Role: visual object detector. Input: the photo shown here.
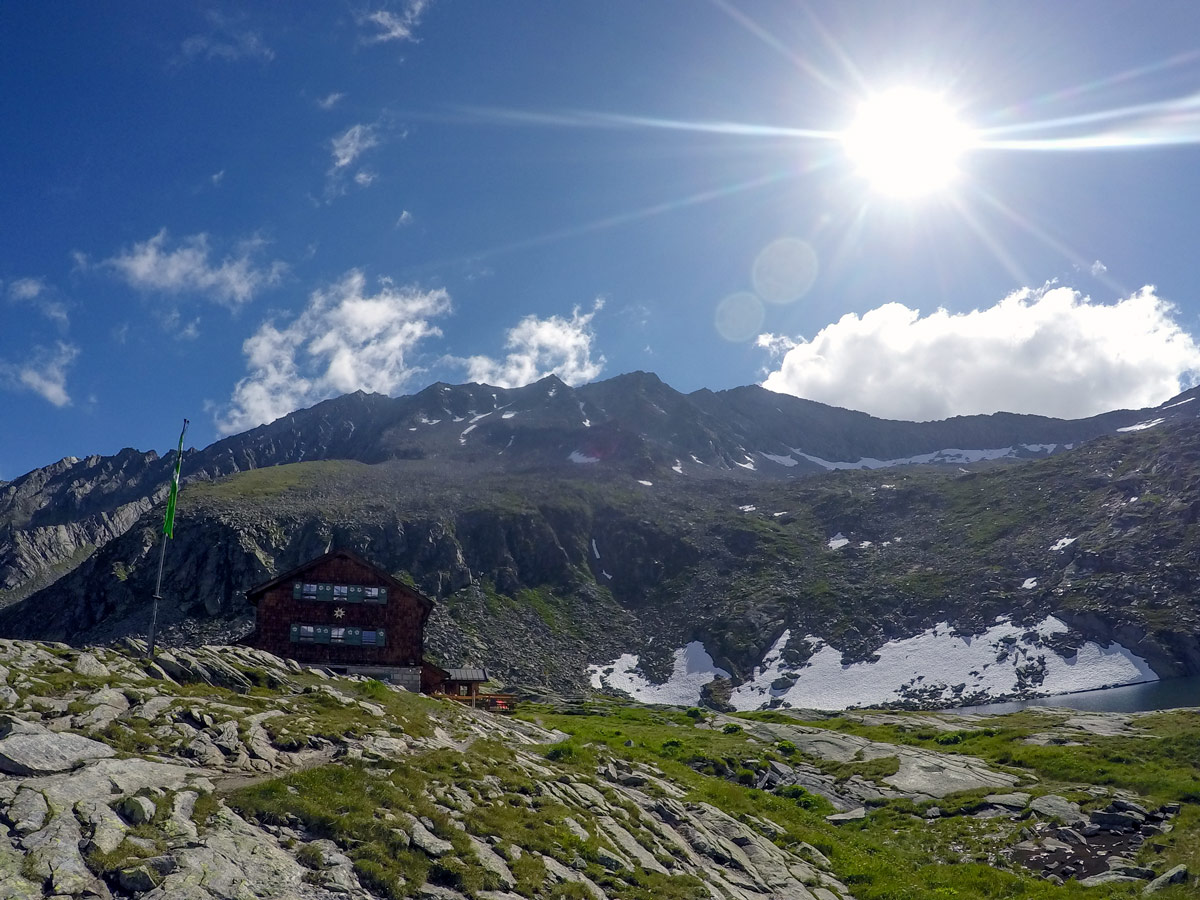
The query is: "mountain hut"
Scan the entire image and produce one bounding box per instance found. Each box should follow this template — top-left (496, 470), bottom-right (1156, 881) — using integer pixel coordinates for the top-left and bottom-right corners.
top-left (246, 549), bottom-right (443, 692)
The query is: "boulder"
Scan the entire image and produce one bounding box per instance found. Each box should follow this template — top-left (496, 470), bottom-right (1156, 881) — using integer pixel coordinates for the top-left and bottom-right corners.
top-left (1079, 872), bottom-right (1143, 887)
top-left (825, 808), bottom-right (867, 825)
top-left (1143, 865), bottom-right (1188, 894)
top-left (1030, 794), bottom-right (1083, 823)
top-left (984, 792), bottom-right (1030, 810)
top-left (0, 716), bottom-right (115, 775)
top-left (8, 788), bottom-right (48, 835)
top-left (1091, 809), bottom-right (1145, 830)
top-left (407, 817), bottom-right (454, 857)
top-left (74, 652), bottom-right (111, 678)
top-left (120, 795), bottom-right (157, 825)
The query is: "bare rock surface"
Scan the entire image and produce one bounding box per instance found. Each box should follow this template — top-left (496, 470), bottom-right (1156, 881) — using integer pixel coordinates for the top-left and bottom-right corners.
top-left (730, 715), bottom-right (1022, 800)
top-left (0, 716), bottom-right (116, 776)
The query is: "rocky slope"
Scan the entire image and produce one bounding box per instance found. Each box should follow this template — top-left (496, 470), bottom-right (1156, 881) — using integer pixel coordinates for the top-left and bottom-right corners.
top-left (6, 414), bottom-right (1200, 707)
top-left (5, 372), bottom-right (1198, 612)
top-left (0, 639), bottom-right (1194, 899)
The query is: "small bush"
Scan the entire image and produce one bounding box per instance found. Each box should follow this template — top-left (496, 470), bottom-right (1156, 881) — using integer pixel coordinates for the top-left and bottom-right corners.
top-left (775, 740), bottom-right (797, 756)
top-left (660, 738), bottom-right (684, 756)
top-left (721, 723), bottom-right (743, 735)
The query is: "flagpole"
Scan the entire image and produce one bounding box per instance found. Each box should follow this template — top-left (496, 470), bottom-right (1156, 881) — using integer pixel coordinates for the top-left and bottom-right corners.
top-left (148, 418), bottom-right (188, 658)
top-left (147, 529), bottom-right (168, 658)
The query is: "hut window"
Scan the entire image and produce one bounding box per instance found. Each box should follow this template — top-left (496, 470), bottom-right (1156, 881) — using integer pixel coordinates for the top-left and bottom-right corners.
top-left (331, 627), bottom-right (346, 643)
top-left (298, 625), bottom-right (315, 642)
top-left (362, 629), bottom-right (378, 645)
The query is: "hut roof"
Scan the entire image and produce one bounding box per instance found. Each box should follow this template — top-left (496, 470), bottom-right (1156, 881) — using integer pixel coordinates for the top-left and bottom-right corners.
top-left (244, 548), bottom-right (432, 612)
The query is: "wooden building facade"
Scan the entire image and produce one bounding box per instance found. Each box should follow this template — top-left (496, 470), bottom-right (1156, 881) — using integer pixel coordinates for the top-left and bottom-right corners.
top-left (246, 549), bottom-right (435, 692)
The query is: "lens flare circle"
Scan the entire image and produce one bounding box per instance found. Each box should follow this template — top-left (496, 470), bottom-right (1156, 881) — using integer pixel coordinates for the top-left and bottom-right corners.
top-left (715, 291), bottom-right (765, 343)
top-left (753, 238), bottom-right (818, 304)
top-left (842, 88), bottom-right (972, 198)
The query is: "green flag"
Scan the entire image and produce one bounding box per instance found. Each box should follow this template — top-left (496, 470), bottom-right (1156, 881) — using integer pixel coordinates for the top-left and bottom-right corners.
top-left (162, 419), bottom-right (189, 539)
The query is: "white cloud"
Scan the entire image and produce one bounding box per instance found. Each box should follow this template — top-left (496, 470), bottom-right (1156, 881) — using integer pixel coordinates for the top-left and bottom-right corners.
top-left (330, 124), bottom-right (379, 169)
top-left (104, 229), bottom-right (286, 307)
top-left (317, 91), bottom-right (345, 110)
top-left (361, 2), bottom-right (429, 43)
top-left (217, 270), bottom-right (451, 434)
top-left (396, 210), bottom-right (414, 227)
top-left (325, 124), bottom-right (382, 199)
top-left (460, 300), bottom-right (605, 388)
top-left (8, 277), bottom-right (68, 326)
top-left (211, 169), bottom-right (225, 186)
top-left (760, 285), bottom-right (1200, 421)
top-left (8, 277), bottom-right (44, 300)
top-left (1090, 259), bottom-right (1108, 276)
top-left (3, 342), bottom-right (79, 407)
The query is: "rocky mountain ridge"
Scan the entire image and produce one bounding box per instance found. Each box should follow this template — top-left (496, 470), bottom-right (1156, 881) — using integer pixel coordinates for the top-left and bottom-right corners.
top-left (4, 415), bottom-right (1200, 709)
top-left (5, 374), bottom-right (1200, 707)
top-left (5, 372), bottom-right (1197, 611)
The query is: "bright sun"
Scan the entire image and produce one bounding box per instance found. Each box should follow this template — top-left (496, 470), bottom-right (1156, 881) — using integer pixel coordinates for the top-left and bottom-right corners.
top-left (842, 88), bottom-right (972, 198)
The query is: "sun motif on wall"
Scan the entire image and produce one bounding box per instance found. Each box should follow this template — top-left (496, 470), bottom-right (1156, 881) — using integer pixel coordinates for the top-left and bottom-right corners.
top-left (334, 607), bottom-right (345, 619)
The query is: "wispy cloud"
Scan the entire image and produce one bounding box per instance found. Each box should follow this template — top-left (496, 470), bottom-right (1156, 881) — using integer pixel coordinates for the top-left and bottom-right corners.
top-left (326, 123), bottom-right (382, 199)
top-left (317, 92), bottom-right (345, 110)
top-left (396, 210), bottom-right (414, 227)
top-left (330, 123), bottom-right (380, 169)
top-left (360, 2), bottom-right (429, 43)
top-left (458, 300), bottom-right (606, 388)
top-left (102, 229), bottom-right (286, 308)
top-left (217, 270), bottom-right (451, 434)
top-left (180, 12), bottom-right (274, 63)
top-left (759, 285), bottom-right (1200, 420)
top-left (7, 277), bottom-right (69, 326)
top-left (211, 169), bottom-right (226, 186)
top-left (2, 342), bottom-right (79, 407)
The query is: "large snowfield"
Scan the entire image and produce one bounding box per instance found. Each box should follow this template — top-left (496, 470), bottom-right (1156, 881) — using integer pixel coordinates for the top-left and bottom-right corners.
top-left (588, 616), bottom-right (1157, 711)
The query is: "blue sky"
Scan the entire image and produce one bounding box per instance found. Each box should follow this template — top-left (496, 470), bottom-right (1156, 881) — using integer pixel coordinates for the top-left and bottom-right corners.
top-left (6, 1), bottom-right (1200, 479)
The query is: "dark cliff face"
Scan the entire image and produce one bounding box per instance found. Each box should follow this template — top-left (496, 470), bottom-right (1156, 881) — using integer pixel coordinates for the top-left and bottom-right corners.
top-left (4, 372), bottom-right (1200, 694)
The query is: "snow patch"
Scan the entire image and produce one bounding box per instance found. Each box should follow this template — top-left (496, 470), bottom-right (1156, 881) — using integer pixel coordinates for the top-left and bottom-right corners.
top-left (1022, 578), bottom-right (1038, 590)
top-left (739, 505), bottom-right (757, 513)
top-left (459, 424), bottom-right (477, 444)
top-left (589, 642), bottom-right (731, 706)
top-left (569, 451), bottom-right (600, 464)
top-left (728, 617), bottom-right (1157, 711)
top-left (418, 415), bottom-right (441, 426)
top-left (761, 453), bottom-right (798, 468)
top-left (637, 480), bottom-right (653, 486)
top-left (470, 411), bottom-right (492, 424)
top-left (793, 443), bottom-right (1059, 470)
top-left (578, 401), bottom-right (591, 427)
top-left (592, 539), bottom-right (600, 560)
top-left (827, 533), bottom-right (849, 550)
top-left (1117, 418), bottom-right (1165, 432)
top-left (1049, 537), bottom-right (1076, 552)
top-left (690, 454), bottom-right (706, 465)
top-left (1161, 396), bottom-right (1195, 410)
top-left (672, 460), bottom-right (684, 474)
top-left (501, 411), bottom-right (517, 419)
top-left (735, 455), bottom-right (757, 471)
